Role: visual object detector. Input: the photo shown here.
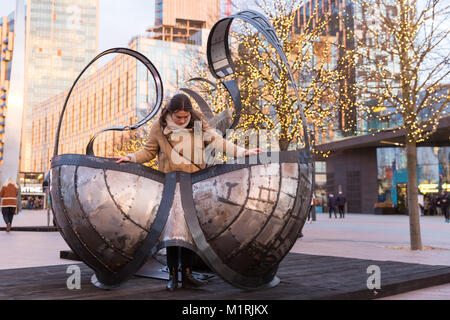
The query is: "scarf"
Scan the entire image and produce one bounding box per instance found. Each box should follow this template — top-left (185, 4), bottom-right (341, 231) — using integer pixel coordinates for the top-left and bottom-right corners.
top-left (162, 112), bottom-right (192, 135)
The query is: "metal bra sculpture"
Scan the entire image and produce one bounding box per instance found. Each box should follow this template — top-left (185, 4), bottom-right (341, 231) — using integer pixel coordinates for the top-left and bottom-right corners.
top-left (49, 10), bottom-right (313, 290)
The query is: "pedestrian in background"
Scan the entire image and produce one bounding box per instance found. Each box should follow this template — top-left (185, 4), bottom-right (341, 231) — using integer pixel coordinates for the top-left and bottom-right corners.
top-left (433, 195), bottom-right (441, 216)
top-left (437, 190), bottom-right (450, 223)
top-left (328, 193), bottom-right (337, 219)
top-left (418, 192), bottom-right (424, 216)
top-left (1, 178), bottom-right (19, 233)
top-left (336, 191), bottom-right (347, 218)
top-left (307, 194), bottom-right (315, 223)
top-left (423, 196), bottom-right (431, 216)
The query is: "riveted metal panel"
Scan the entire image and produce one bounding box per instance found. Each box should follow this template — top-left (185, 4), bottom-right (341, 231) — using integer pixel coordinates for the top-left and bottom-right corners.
top-left (192, 168), bottom-right (250, 240)
top-left (77, 167), bottom-right (148, 258)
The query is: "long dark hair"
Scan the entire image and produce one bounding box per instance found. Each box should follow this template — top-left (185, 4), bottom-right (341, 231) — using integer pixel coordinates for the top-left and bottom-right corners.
top-left (159, 93), bottom-right (202, 129)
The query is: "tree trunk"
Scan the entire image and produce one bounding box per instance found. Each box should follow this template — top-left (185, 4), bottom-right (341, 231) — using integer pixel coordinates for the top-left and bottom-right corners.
top-left (405, 138), bottom-right (423, 250)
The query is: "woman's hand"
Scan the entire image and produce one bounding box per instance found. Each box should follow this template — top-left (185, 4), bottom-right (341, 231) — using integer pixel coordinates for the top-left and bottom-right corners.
top-left (113, 155), bottom-right (131, 164)
top-left (244, 148), bottom-right (262, 156)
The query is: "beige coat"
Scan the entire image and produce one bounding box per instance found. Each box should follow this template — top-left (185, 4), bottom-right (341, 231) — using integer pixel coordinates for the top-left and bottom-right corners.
top-left (128, 116), bottom-right (246, 173)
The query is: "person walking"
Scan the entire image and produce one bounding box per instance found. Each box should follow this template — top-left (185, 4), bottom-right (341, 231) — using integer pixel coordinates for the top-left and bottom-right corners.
top-left (307, 194), bottom-right (315, 223)
top-left (418, 192), bottom-right (424, 216)
top-left (336, 191), bottom-right (347, 218)
top-left (328, 193), bottom-right (337, 219)
top-left (433, 195), bottom-right (441, 216)
top-left (1, 178), bottom-right (19, 233)
top-left (114, 93), bottom-right (261, 291)
top-left (437, 190), bottom-right (450, 223)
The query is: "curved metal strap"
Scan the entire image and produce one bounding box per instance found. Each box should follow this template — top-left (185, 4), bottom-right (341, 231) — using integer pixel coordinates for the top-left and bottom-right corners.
top-left (184, 77), bottom-right (235, 135)
top-left (179, 88), bottom-right (215, 120)
top-left (206, 10), bottom-right (310, 150)
top-left (95, 171), bottom-right (176, 286)
top-left (221, 80), bottom-right (242, 131)
top-left (182, 80), bottom-right (242, 132)
top-left (186, 77), bottom-right (218, 89)
top-left (179, 172), bottom-right (279, 290)
top-left (53, 47), bottom-right (164, 157)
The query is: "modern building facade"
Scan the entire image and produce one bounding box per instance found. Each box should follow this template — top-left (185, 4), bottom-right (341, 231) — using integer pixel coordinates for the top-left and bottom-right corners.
top-left (149, 0), bottom-right (220, 46)
top-left (20, 0), bottom-right (98, 173)
top-left (291, 0), bottom-right (450, 214)
top-left (30, 36), bottom-right (202, 174)
top-left (293, 0), bottom-right (403, 142)
top-left (0, 0), bottom-right (98, 206)
top-left (0, 11), bottom-right (16, 166)
top-left (0, 0), bottom-right (27, 192)
top-left (293, 0), bottom-right (358, 139)
top-left (315, 115), bottom-right (450, 214)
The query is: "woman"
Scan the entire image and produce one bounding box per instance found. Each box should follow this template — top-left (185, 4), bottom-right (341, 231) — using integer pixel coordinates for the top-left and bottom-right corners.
top-left (1, 178), bottom-right (19, 233)
top-left (115, 93), bottom-right (260, 291)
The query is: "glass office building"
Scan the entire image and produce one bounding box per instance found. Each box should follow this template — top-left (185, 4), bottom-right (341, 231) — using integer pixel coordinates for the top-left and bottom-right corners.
top-left (21, 0), bottom-right (98, 173)
top-left (0, 11), bottom-right (16, 164)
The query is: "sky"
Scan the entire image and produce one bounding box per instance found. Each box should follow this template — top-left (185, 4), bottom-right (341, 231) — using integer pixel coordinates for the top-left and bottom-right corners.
top-left (0, 0), bottom-right (155, 53)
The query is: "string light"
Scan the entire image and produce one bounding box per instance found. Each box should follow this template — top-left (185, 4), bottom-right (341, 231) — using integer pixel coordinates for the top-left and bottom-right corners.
top-left (116, 0), bottom-right (449, 161)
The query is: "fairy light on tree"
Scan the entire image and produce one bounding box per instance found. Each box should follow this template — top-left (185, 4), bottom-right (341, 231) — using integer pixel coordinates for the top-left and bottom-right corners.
top-left (350, 0), bottom-right (450, 250)
top-left (184, 0), bottom-right (353, 157)
top-left (231, 0), bottom-right (354, 153)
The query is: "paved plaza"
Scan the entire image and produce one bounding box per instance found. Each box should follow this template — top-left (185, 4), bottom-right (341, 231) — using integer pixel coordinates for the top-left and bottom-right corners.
top-left (1, 209), bottom-right (449, 299)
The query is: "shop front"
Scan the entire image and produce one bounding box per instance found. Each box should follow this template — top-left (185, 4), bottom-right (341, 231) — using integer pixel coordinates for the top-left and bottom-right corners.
top-left (376, 146), bottom-right (450, 214)
top-left (19, 172), bottom-right (46, 209)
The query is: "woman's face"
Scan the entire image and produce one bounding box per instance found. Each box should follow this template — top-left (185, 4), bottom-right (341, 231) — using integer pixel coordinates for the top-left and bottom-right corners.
top-left (171, 110), bottom-right (190, 126)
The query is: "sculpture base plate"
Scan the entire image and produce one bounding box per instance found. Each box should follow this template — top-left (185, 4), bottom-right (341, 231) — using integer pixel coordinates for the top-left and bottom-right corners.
top-left (135, 257), bottom-right (215, 281)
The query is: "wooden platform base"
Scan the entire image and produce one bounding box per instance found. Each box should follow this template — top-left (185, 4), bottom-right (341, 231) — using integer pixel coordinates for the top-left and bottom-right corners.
top-left (1, 253), bottom-right (449, 300)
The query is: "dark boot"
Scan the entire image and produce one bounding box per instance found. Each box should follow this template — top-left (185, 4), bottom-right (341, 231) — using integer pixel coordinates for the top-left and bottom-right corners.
top-left (166, 266), bottom-right (178, 291)
top-left (181, 267), bottom-right (208, 289)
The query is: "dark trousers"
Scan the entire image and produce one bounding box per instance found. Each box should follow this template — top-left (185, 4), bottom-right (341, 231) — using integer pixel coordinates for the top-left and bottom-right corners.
top-left (329, 206), bottom-right (337, 218)
top-left (443, 206), bottom-right (450, 220)
top-left (166, 246), bottom-right (195, 269)
top-left (2, 207), bottom-right (15, 225)
top-left (338, 205), bottom-right (345, 218)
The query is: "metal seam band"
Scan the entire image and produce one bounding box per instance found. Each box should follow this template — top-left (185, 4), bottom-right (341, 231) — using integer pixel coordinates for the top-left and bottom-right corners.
top-left (180, 171), bottom-right (278, 289)
top-left (94, 172), bottom-right (176, 285)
